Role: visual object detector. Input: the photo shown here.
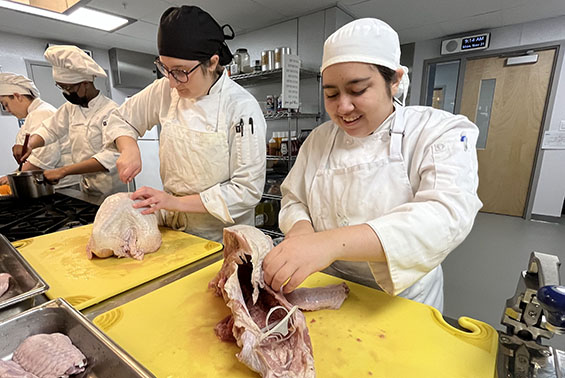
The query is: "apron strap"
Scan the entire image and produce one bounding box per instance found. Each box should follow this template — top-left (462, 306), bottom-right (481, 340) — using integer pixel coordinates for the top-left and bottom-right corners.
top-left (319, 125), bottom-right (340, 170)
top-left (389, 105), bottom-right (406, 162)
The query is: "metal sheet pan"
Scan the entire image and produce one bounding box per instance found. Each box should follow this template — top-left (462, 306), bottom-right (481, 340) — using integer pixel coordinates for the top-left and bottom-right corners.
top-left (0, 298), bottom-right (154, 378)
top-left (0, 234), bottom-right (48, 320)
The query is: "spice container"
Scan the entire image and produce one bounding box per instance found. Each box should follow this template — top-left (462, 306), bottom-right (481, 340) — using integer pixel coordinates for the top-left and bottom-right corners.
top-left (274, 47), bottom-right (291, 69)
top-left (236, 48), bottom-right (252, 73)
top-left (254, 59), bottom-right (261, 72)
top-left (266, 95), bottom-right (276, 114)
top-left (261, 50), bottom-right (275, 71)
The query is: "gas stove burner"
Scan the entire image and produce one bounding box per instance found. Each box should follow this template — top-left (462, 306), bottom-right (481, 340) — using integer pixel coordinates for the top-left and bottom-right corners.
top-left (0, 193), bottom-right (98, 241)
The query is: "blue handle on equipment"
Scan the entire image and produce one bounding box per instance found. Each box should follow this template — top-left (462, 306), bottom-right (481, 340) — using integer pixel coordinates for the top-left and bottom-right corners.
top-left (538, 285), bottom-right (565, 329)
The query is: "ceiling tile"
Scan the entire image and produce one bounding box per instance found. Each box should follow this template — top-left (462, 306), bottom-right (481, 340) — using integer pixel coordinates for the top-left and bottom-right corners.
top-left (501, 0), bottom-right (565, 26)
top-left (88, 0), bottom-right (172, 24)
top-left (348, 0), bottom-right (503, 31)
top-left (115, 20), bottom-right (157, 42)
top-left (438, 11), bottom-right (503, 37)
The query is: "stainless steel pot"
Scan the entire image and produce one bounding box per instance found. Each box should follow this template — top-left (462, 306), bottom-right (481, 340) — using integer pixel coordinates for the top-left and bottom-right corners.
top-left (7, 170), bottom-right (54, 198)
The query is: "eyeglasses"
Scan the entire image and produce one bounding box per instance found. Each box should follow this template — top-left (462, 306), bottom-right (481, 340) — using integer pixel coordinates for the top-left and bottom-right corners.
top-left (55, 82), bottom-right (81, 93)
top-left (154, 59), bottom-right (201, 83)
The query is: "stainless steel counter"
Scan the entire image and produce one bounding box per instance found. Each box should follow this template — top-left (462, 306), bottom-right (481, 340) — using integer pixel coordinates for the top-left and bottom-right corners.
top-left (56, 187), bottom-right (105, 206)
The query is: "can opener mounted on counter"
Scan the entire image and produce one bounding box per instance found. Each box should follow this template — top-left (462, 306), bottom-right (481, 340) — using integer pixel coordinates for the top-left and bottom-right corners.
top-left (498, 251), bottom-right (565, 378)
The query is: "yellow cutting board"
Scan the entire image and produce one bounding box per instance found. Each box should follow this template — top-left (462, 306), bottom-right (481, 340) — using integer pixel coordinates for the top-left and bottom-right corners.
top-left (93, 261), bottom-right (498, 378)
top-left (13, 224), bottom-right (222, 310)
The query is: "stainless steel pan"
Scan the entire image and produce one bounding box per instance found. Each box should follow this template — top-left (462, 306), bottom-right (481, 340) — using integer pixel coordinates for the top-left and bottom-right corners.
top-left (7, 170), bottom-right (54, 198)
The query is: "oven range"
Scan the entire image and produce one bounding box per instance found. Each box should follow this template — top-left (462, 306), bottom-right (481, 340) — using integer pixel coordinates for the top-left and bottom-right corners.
top-left (0, 193), bottom-right (99, 241)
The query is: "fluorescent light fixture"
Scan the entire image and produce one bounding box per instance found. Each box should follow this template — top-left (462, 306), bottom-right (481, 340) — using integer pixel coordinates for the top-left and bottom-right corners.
top-left (0, 0), bottom-right (131, 31)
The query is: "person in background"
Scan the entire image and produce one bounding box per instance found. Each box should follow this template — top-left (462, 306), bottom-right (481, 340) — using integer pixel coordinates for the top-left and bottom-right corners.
top-left (13, 45), bottom-right (125, 197)
top-left (105, 6), bottom-right (266, 242)
top-left (0, 72), bottom-right (77, 188)
top-left (263, 18), bottom-right (482, 312)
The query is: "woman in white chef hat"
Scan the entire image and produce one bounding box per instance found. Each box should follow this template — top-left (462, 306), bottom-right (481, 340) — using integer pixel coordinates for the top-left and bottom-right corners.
top-left (105, 6), bottom-right (266, 242)
top-left (0, 72), bottom-right (77, 188)
top-left (263, 18), bottom-right (482, 311)
top-left (13, 45), bottom-right (125, 196)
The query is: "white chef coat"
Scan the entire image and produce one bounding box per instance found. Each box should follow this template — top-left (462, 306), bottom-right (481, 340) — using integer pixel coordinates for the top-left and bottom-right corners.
top-left (279, 105), bottom-right (482, 311)
top-left (15, 98), bottom-right (78, 189)
top-left (105, 70), bottom-right (266, 242)
top-left (35, 93), bottom-right (125, 196)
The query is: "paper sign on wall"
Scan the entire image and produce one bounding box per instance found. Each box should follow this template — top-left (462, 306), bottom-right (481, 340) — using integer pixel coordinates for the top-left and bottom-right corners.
top-left (541, 131), bottom-right (565, 149)
top-left (282, 54), bottom-right (300, 109)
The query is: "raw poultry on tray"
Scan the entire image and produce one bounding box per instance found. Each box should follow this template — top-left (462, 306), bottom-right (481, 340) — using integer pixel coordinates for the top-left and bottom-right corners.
top-left (209, 225), bottom-right (350, 378)
top-left (86, 192), bottom-right (162, 260)
top-left (0, 272), bottom-right (12, 297)
top-left (0, 333), bottom-right (87, 378)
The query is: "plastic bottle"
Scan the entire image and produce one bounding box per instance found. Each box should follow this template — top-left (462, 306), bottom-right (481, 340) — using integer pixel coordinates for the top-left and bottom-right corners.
top-left (255, 203), bottom-right (266, 227)
top-left (280, 134), bottom-right (289, 157)
top-left (268, 134), bottom-right (278, 156)
top-left (274, 132), bottom-right (283, 155)
top-left (290, 131), bottom-right (299, 156)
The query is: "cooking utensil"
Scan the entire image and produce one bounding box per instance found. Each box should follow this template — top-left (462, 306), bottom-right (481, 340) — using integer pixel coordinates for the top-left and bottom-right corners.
top-left (7, 170), bottom-right (54, 199)
top-left (0, 298), bottom-right (155, 378)
top-left (17, 133), bottom-right (30, 173)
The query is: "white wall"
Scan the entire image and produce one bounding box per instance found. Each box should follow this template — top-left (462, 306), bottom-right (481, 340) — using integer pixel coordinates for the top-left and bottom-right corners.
top-left (0, 32), bottom-right (137, 176)
top-left (410, 16), bottom-right (565, 217)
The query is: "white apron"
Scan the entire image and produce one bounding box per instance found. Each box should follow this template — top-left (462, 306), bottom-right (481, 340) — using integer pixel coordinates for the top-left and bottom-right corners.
top-left (308, 106), bottom-right (444, 311)
top-left (157, 76), bottom-right (230, 242)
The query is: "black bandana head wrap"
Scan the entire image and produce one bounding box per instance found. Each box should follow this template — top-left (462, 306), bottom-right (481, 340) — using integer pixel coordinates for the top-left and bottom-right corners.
top-left (158, 6), bottom-right (235, 65)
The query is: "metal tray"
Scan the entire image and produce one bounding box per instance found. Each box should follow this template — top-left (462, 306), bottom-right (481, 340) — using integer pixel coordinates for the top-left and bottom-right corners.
top-left (0, 298), bottom-right (155, 378)
top-left (0, 234), bottom-right (48, 320)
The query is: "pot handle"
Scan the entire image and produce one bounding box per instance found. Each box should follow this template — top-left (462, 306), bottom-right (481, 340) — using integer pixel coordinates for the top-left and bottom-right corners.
top-left (35, 174), bottom-right (47, 185)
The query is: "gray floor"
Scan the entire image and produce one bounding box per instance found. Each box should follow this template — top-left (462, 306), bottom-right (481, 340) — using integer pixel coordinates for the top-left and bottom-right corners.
top-left (442, 212), bottom-right (565, 350)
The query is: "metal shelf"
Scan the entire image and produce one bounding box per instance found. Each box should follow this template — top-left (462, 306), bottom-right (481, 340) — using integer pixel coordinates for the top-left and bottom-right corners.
top-left (264, 112), bottom-right (320, 120)
top-left (262, 193), bottom-right (282, 200)
top-left (231, 68), bottom-right (319, 86)
top-left (266, 155), bottom-right (296, 161)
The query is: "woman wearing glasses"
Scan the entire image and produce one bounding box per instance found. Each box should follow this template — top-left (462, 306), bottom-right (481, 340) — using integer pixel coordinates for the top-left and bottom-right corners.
top-left (12, 45), bottom-right (125, 196)
top-left (105, 6), bottom-right (266, 242)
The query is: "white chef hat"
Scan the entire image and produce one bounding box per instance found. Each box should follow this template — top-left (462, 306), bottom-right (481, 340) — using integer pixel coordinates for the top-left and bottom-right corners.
top-left (321, 18), bottom-right (410, 105)
top-left (44, 45), bottom-right (107, 84)
top-left (0, 72), bottom-right (40, 97)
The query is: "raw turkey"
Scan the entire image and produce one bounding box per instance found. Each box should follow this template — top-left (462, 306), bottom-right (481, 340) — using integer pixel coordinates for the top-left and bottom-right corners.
top-left (0, 360), bottom-right (38, 378)
top-left (209, 225), bottom-right (350, 378)
top-left (0, 272), bottom-right (11, 297)
top-left (11, 333), bottom-right (87, 377)
top-left (86, 192), bottom-right (161, 260)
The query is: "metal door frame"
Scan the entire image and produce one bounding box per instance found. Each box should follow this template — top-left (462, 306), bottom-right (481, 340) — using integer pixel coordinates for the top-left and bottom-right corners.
top-left (421, 41), bottom-right (564, 220)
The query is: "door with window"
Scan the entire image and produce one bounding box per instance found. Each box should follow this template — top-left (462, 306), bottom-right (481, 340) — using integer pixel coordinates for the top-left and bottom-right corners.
top-left (459, 49), bottom-right (555, 216)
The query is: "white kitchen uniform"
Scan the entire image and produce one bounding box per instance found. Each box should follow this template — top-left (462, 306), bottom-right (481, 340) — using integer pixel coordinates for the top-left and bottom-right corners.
top-left (16, 98), bottom-right (78, 189)
top-left (279, 105), bottom-right (482, 311)
top-left (35, 93), bottom-right (124, 196)
top-left (105, 70), bottom-right (266, 242)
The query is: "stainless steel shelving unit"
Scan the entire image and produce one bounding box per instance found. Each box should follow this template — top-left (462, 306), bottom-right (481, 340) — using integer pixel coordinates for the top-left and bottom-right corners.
top-left (232, 65), bottom-right (321, 237)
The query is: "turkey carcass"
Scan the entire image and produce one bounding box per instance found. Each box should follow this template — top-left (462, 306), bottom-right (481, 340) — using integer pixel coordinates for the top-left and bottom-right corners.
top-left (86, 193), bottom-right (161, 260)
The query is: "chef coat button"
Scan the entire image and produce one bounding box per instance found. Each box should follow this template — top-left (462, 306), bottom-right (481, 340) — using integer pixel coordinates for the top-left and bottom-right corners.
top-left (436, 143), bottom-right (445, 151)
top-left (345, 139), bottom-right (352, 145)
